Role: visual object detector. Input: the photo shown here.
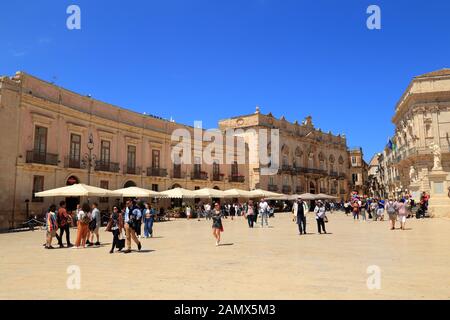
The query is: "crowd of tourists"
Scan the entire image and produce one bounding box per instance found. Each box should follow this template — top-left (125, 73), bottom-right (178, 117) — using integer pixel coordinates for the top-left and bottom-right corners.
top-left (43, 191), bottom-right (430, 251)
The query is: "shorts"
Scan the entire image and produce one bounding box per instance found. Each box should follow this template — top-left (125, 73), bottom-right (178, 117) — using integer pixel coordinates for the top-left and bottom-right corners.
top-left (388, 213), bottom-right (397, 221)
top-left (399, 215), bottom-right (407, 223)
top-left (376, 208), bottom-right (384, 216)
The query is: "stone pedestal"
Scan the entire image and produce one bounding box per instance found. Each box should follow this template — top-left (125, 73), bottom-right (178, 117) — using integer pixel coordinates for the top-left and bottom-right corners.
top-left (427, 169), bottom-right (450, 218)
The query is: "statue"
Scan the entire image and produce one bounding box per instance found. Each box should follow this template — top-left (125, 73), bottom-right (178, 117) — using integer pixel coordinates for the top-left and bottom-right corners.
top-left (409, 166), bottom-right (418, 182)
top-left (429, 143), bottom-right (442, 170)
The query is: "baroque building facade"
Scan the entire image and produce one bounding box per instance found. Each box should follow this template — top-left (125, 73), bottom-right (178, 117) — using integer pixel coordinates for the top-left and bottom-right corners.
top-left (0, 72), bottom-right (249, 229)
top-left (219, 108), bottom-right (350, 199)
top-left (378, 69), bottom-right (450, 217)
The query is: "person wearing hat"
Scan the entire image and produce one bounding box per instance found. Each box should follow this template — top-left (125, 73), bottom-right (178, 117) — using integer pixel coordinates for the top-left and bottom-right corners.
top-left (314, 200), bottom-right (327, 234)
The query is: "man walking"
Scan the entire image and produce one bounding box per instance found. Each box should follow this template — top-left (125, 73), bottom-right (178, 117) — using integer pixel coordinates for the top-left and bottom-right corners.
top-left (259, 198), bottom-right (269, 227)
top-left (57, 201), bottom-right (73, 248)
top-left (296, 198), bottom-right (307, 235)
top-left (88, 202), bottom-right (101, 246)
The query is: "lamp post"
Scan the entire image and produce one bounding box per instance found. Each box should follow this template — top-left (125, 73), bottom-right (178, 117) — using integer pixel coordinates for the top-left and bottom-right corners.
top-left (82, 133), bottom-right (96, 186)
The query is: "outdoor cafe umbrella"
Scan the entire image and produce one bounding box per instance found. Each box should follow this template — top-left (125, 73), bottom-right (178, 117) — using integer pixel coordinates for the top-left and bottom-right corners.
top-left (223, 188), bottom-right (254, 198)
top-left (34, 183), bottom-right (115, 198)
top-left (156, 187), bottom-right (197, 199)
top-left (192, 188), bottom-right (229, 199)
top-left (248, 189), bottom-right (284, 198)
top-left (314, 193), bottom-right (339, 200)
top-left (297, 193), bottom-right (317, 201)
top-left (111, 187), bottom-right (160, 198)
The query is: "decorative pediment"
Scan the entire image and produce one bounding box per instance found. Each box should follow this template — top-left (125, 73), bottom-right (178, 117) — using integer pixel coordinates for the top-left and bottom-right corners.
top-left (31, 112), bottom-right (54, 125)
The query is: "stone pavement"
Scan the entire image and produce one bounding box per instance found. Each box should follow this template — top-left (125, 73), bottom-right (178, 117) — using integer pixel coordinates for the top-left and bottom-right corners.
top-left (0, 213), bottom-right (449, 299)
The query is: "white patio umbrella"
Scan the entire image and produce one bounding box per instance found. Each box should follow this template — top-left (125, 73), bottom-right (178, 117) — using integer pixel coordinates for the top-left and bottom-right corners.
top-left (249, 189), bottom-right (284, 198)
top-left (223, 188), bottom-right (254, 198)
top-left (156, 187), bottom-right (197, 199)
top-left (111, 187), bottom-right (160, 198)
top-left (315, 193), bottom-right (339, 200)
top-left (34, 184), bottom-right (115, 198)
top-left (192, 188), bottom-right (228, 198)
top-left (297, 193), bottom-right (317, 201)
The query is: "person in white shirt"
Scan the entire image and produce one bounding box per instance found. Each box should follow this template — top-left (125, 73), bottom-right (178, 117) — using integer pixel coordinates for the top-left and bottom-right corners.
top-left (186, 205), bottom-right (192, 220)
top-left (204, 203), bottom-right (212, 220)
top-left (314, 201), bottom-right (327, 234)
top-left (88, 202), bottom-right (101, 246)
top-left (259, 199), bottom-right (269, 227)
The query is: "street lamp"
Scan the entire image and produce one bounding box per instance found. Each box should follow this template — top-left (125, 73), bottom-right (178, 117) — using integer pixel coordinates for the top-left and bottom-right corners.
top-left (82, 133), bottom-right (96, 185)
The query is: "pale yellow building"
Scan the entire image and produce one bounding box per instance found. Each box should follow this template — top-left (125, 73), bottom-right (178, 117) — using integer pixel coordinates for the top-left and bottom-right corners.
top-left (0, 72), bottom-right (249, 229)
top-left (380, 69), bottom-right (450, 217)
top-left (219, 109), bottom-right (350, 199)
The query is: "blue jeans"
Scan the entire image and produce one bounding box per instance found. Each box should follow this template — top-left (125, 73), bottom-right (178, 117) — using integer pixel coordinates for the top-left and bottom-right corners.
top-left (143, 218), bottom-right (154, 237)
top-left (260, 211), bottom-right (269, 227)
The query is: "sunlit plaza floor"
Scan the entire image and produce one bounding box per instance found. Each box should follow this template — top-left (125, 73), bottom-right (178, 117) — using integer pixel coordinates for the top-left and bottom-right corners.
top-left (0, 212), bottom-right (449, 300)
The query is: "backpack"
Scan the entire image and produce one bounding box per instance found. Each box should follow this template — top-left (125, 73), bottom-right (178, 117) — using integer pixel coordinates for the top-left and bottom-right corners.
top-left (386, 203), bottom-right (396, 214)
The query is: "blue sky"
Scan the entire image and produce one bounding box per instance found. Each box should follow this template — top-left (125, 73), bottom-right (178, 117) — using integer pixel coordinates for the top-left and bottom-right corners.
top-left (2, 0), bottom-right (450, 161)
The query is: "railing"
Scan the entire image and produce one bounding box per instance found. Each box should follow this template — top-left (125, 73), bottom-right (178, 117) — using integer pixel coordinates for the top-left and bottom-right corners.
top-left (338, 172), bottom-right (346, 179)
top-left (212, 174), bottom-right (225, 181)
top-left (330, 171), bottom-right (339, 177)
top-left (229, 175), bottom-right (245, 183)
top-left (281, 165), bottom-right (293, 172)
top-left (282, 185), bottom-right (292, 194)
top-left (171, 171), bottom-right (185, 179)
top-left (191, 171), bottom-right (208, 180)
top-left (124, 165), bottom-right (142, 175)
top-left (64, 156), bottom-right (82, 169)
top-left (320, 187), bottom-right (328, 193)
top-left (147, 167), bottom-right (167, 177)
top-left (26, 150), bottom-right (58, 166)
top-left (268, 184), bottom-right (278, 192)
top-left (95, 161), bottom-right (120, 173)
top-left (296, 186), bottom-right (305, 193)
top-left (330, 189), bottom-right (337, 194)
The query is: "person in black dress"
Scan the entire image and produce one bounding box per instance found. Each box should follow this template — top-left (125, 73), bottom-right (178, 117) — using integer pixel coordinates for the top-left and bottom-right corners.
top-left (211, 203), bottom-right (224, 246)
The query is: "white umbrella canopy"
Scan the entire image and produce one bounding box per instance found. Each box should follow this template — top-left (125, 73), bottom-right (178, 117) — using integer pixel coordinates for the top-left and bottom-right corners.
top-left (249, 189), bottom-right (284, 198)
top-left (156, 187), bottom-right (197, 199)
top-left (192, 188), bottom-right (229, 198)
top-left (315, 193), bottom-right (338, 200)
top-left (35, 184), bottom-right (115, 198)
top-left (297, 193), bottom-right (317, 200)
top-left (111, 187), bottom-right (160, 198)
top-left (223, 188), bottom-right (254, 198)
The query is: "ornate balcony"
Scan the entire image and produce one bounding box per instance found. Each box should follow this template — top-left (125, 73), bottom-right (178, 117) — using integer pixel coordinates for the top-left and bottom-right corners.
top-left (124, 165), bottom-right (142, 175)
top-left (191, 171), bottom-right (208, 180)
top-left (330, 171), bottom-right (339, 178)
top-left (26, 150), bottom-right (58, 166)
top-left (320, 187), bottom-right (328, 193)
top-left (229, 175), bottom-right (245, 183)
top-left (212, 173), bottom-right (225, 181)
top-left (95, 161), bottom-right (120, 173)
top-left (147, 167), bottom-right (168, 177)
top-left (64, 156), bottom-right (82, 169)
top-left (268, 184), bottom-right (278, 192)
top-left (296, 186), bottom-right (305, 193)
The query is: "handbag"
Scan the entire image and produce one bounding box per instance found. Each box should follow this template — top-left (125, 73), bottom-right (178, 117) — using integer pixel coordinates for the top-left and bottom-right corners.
top-left (117, 239), bottom-right (125, 250)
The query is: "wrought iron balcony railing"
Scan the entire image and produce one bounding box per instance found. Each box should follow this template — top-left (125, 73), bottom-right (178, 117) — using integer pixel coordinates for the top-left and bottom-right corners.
top-left (147, 167), bottom-right (168, 177)
top-left (26, 150), bottom-right (58, 166)
top-left (95, 161), bottom-right (120, 173)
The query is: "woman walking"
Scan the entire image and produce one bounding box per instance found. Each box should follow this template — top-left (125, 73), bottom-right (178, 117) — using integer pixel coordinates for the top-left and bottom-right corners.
top-left (352, 200), bottom-right (360, 220)
top-left (314, 201), bottom-right (327, 234)
top-left (45, 205), bottom-right (58, 249)
top-left (244, 200), bottom-right (255, 228)
top-left (74, 203), bottom-right (91, 249)
top-left (396, 199), bottom-right (408, 230)
top-left (143, 203), bottom-right (155, 238)
top-left (211, 203), bottom-right (224, 246)
top-left (107, 206), bottom-right (124, 253)
top-left (385, 198), bottom-right (397, 230)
